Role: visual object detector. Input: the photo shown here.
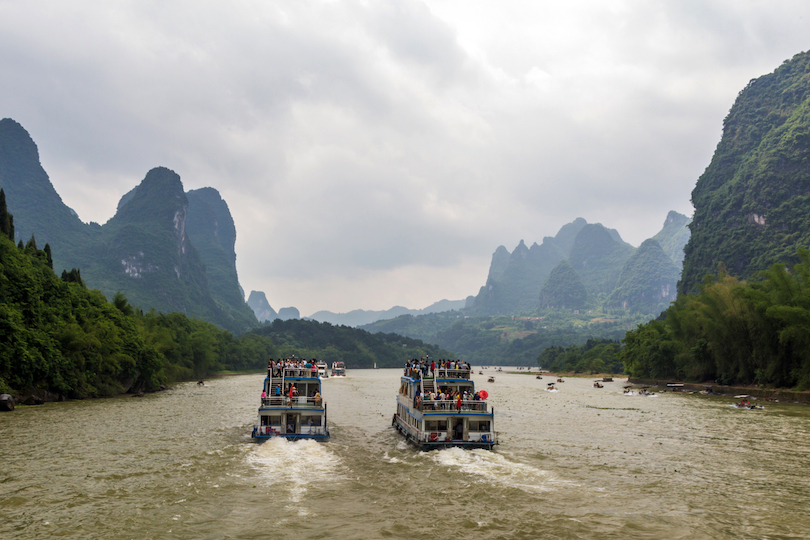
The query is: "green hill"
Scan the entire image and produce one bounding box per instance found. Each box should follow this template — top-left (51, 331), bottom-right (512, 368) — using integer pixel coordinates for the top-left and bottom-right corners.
top-left (0, 119), bottom-right (257, 334)
top-left (568, 224), bottom-right (635, 296)
top-left (0, 118), bottom-right (95, 271)
top-left (539, 260), bottom-right (589, 310)
top-left (605, 239), bottom-right (679, 313)
top-left (652, 211), bottom-right (690, 269)
top-left (250, 318), bottom-right (456, 368)
top-left (680, 51), bottom-right (810, 294)
top-left (0, 190), bottom-right (272, 400)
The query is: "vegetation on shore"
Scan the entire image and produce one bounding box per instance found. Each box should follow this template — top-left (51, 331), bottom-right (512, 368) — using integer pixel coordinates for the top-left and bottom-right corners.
top-left (249, 317), bottom-right (456, 369)
top-left (0, 189), bottom-right (273, 399)
top-left (619, 251), bottom-right (810, 390)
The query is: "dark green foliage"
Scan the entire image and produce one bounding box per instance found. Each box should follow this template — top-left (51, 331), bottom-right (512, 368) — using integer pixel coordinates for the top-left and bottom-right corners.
top-left (0, 202), bottom-right (273, 399)
top-left (0, 188), bottom-right (14, 240)
top-left (60, 268), bottom-right (84, 286)
top-left (539, 260), bottom-right (589, 310)
top-left (537, 339), bottom-right (623, 374)
top-left (43, 243), bottom-right (53, 269)
top-left (605, 239), bottom-right (679, 313)
top-left (620, 248), bottom-right (810, 389)
top-left (0, 120), bottom-right (257, 334)
top-left (681, 51), bottom-right (810, 294)
top-left (250, 318), bottom-right (454, 368)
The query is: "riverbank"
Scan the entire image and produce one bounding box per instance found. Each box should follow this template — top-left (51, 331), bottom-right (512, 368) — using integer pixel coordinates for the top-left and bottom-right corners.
top-left (627, 378), bottom-right (810, 404)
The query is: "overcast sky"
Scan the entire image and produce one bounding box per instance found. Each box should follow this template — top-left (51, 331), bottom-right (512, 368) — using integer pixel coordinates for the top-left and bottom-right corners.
top-left (2, 1), bottom-right (809, 316)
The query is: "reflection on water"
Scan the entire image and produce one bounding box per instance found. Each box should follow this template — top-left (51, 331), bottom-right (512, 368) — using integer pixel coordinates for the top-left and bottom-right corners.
top-left (1, 369), bottom-right (809, 539)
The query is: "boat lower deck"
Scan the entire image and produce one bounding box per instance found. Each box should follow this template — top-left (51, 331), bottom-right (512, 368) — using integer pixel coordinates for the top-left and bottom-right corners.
top-left (392, 414), bottom-right (496, 450)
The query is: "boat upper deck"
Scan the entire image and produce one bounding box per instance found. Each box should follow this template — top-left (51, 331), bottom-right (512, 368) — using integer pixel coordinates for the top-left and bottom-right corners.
top-left (404, 367), bottom-right (472, 380)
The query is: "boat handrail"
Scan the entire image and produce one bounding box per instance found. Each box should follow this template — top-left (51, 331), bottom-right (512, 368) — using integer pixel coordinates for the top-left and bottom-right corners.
top-left (403, 367), bottom-right (472, 380)
top-left (281, 367), bottom-right (320, 378)
top-left (261, 396), bottom-right (324, 408)
top-left (417, 399), bottom-right (487, 411)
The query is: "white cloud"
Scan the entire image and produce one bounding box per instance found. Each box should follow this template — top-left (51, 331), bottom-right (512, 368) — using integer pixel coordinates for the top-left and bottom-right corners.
top-left (2, 0), bottom-right (809, 315)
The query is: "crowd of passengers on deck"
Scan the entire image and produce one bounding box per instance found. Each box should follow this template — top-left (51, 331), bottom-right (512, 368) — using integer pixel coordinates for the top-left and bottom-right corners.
top-left (420, 388), bottom-right (485, 410)
top-left (266, 358), bottom-right (322, 378)
top-left (261, 358), bottom-right (323, 406)
top-left (404, 358), bottom-right (471, 379)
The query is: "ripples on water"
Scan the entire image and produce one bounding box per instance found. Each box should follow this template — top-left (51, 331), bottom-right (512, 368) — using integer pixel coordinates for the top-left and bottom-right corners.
top-left (1, 370), bottom-right (809, 539)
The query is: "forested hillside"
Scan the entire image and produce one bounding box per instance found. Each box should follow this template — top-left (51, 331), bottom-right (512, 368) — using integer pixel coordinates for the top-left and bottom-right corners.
top-left (621, 251), bottom-right (810, 389)
top-left (0, 119), bottom-right (257, 334)
top-left (680, 51), bottom-right (810, 294)
top-left (249, 318), bottom-right (456, 368)
top-left (0, 189), bottom-right (272, 400)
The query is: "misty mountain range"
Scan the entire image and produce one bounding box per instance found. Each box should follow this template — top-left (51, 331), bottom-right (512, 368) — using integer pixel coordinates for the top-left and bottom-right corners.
top-left (1, 115), bottom-right (689, 333)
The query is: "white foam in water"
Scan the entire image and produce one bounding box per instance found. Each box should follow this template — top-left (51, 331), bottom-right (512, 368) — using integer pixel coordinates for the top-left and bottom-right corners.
top-left (430, 448), bottom-right (561, 493)
top-left (247, 438), bottom-right (344, 507)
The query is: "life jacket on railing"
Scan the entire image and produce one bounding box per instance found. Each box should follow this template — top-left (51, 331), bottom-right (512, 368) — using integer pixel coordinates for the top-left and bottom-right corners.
top-left (429, 432), bottom-right (439, 442)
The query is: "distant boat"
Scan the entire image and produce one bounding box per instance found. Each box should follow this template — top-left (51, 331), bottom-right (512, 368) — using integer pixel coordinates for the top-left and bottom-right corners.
top-left (373, 362), bottom-right (378, 369)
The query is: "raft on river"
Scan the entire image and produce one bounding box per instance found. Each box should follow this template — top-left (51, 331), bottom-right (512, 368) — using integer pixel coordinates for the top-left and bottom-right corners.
top-left (393, 366), bottom-right (497, 451)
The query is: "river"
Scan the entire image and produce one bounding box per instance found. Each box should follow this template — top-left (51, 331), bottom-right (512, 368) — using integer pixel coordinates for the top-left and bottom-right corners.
top-left (1, 369), bottom-right (809, 539)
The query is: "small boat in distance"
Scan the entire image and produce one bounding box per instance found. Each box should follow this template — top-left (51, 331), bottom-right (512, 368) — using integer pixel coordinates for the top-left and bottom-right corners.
top-left (487, 376), bottom-right (495, 383)
top-left (317, 361), bottom-right (329, 378)
top-left (393, 359), bottom-right (497, 450)
top-left (536, 375), bottom-right (543, 379)
top-left (546, 383), bottom-right (557, 392)
top-left (331, 361), bottom-right (346, 377)
top-left (732, 395), bottom-right (764, 409)
top-left (593, 381), bottom-right (603, 388)
top-left (252, 359), bottom-right (329, 441)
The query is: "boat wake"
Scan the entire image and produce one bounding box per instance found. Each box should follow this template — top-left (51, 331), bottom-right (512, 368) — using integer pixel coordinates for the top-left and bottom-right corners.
top-left (429, 447), bottom-right (562, 493)
top-left (247, 438), bottom-right (344, 511)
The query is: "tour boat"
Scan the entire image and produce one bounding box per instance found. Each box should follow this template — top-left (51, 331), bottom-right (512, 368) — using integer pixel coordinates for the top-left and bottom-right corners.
top-left (392, 365), bottom-right (497, 450)
top-left (317, 361), bottom-right (329, 378)
top-left (251, 364), bottom-right (329, 441)
top-left (331, 361), bottom-right (346, 377)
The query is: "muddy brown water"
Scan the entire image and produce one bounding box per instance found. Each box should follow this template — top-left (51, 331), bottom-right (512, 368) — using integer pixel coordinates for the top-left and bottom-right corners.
top-left (1, 369), bottom-right (809, 539)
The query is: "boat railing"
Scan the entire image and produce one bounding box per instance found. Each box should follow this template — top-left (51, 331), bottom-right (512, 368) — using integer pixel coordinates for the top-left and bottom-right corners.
top-left (261, 396), bottom-right (324, 408)
top-left (418, 399), bottom-right (487, 412)
top-left (436, 368), bottom-right (471, 380)
top-left (404, 368), bottom-right (472, 380)
top-left (256, 425), bottom-right (327, 436)
top-left (280, 367), bottom-right (320, 378)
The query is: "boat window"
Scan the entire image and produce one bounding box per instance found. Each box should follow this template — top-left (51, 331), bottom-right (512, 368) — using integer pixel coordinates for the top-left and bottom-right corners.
top-left (437, 420), bottom-right (447, 431)
top-left (304, 416), bottom-right (322, 426)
